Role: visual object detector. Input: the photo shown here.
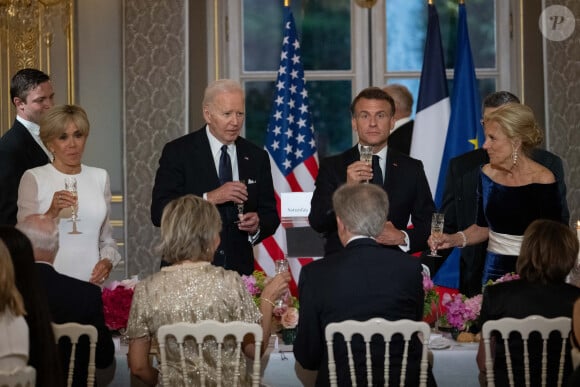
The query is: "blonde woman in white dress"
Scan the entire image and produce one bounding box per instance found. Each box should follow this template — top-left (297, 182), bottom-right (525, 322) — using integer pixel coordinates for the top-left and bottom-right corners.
top-left (17, 105), bottom-right (120, 284)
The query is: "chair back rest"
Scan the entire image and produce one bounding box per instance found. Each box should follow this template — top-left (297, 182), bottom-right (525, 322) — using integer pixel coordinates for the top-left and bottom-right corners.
top-left (157, 320), bottom-right (263, 387)
top-left (52, 322), bottom-right (98, 387)
top-left (0, 366), bottom-right (36, 387)
top-left (481, 315), bottom-right (571, 387)
top-left (324, 318), bottom-right (430, 387)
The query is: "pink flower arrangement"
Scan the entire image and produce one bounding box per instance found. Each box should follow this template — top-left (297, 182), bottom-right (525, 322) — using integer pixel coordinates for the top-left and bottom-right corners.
top-left (101, 277), bottom-right (139, 331)
top-left (441, 293), bottom-right (483, 330)
top-left (486, 272), bottom-right (520, 287)
top-left (242, 270), bottom-right (299, 331)
top-left (422, 271), bottom-right (439, 319)
top-left (437, 272), bottom-right (520, 331)
top-left (281, 307), bottom-right (299, 329)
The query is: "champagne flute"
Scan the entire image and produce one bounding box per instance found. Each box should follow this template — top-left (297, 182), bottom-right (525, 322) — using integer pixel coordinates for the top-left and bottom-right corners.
top-left (274, 258), bottom-right (289, 309)
top-left (359, 145), bottom-right (373, 183)
top-left (234, 179), bottom-right (246, 224)
top-left (428, 213), bottom-right (445, 257)
top-left (64, 177), bottom-right (82, 235)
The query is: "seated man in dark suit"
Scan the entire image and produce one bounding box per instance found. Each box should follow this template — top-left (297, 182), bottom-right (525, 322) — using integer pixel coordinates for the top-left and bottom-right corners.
top-left (294, 183), bottom-right (436, 386)
top-left (309, 87), bottom-right (434, 256)
top-left (439, 91), bottom-right (569, 297)
top-left (17, 214), bottom-right (115, 387)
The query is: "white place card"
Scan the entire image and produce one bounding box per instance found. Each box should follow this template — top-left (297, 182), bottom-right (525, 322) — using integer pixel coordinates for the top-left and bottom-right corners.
top-left (280, 192), bottom-right (313, 218)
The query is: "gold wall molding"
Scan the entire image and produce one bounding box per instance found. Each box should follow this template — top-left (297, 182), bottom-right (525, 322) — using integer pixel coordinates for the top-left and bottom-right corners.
top-left (0, 0), bottom-right (74, 133)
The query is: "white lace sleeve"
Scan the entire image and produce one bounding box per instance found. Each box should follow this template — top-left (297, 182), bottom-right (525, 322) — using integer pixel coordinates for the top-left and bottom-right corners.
top-left (99, 171), bottom-right (122, 267)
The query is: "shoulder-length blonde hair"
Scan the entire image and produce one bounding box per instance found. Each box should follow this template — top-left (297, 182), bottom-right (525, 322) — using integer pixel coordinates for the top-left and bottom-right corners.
top-left (157, 195), bottom-right (222, 264)
top-left (516, 219), bottom-right (579, 284)
top-left (0, 240), bottom-right (26, 316)
top-left (39, 104), bottom-right (90, 148)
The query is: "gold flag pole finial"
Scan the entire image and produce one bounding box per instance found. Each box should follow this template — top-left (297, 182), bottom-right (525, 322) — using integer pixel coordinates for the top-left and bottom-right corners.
top-left (428, 0), bottom-right (433, 5)
top-left (284, 0), bottom-right (290, 6)
top-left (459, 0), bottom-right (465, 4)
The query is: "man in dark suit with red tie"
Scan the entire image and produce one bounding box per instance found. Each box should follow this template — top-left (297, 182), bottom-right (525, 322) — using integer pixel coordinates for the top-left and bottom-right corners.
top-left (151, 79), bottom-right (279, 275)
top-left (0, 68), bottom-right (54, 225)
top-left (17, 214), bottom-right (115, 386)
top-left (309, 87), bottom-right (434, 255)
top-left (295, 183), bottom-right (436, 386)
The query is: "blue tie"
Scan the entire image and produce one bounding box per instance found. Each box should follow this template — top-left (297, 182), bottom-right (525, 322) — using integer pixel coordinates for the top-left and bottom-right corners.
top-left (219, 145), bottom-right (232, 185)
top-left (371, 155), bottom-right (383, 186)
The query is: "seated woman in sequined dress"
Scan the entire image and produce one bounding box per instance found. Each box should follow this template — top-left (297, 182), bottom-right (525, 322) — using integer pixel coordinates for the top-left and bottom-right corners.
top-left (126, 194), bottom-right (290, 386)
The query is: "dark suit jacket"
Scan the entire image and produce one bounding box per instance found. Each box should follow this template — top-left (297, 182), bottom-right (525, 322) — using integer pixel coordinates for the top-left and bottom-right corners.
top-left (309, 146), bottom-right (435, 255)
top-left (293, 238), bottom-right (435, 386)
top-left (480, 280), bottom-right (580, 387)
top-left (35, 263), bottom-right (114, 387)
top-left (388, 119), bottom-right (414, 155)
top-left (0, 120), bottom-right (50, 225)
top-left (439, 148), bottom-right (569, 296)
top-left (151, 127), bottom-right (280, 275)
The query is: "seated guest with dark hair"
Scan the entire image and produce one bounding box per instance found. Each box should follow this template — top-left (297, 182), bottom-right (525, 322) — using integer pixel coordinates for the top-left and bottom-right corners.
top-left (0, 226), bottom-right (63, 386)
top-left (294, 183), bottom-right (436, 386)
top-left (477, 219), bottom-right (580, 386)
top-left (16, 214), bottom-right (115, 386)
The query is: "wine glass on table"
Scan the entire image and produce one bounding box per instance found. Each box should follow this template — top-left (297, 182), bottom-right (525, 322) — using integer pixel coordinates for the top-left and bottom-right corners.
top-left (359, 145), bottom-right (373, 183)
top-left (234, 179), bottom-right (246, 224)
top-left (64, 177), bottom-right (82, 235)
top-left (428, 213), bottom-right (445, 257)
top-left (274, 257), bottom-right (289, 309)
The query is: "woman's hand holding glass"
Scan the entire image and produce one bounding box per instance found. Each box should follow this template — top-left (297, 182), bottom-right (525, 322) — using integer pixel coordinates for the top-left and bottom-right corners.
top-left (427, 213), bottom-right (445, 257)
top-left (260, 270), bottom-right (291, 310)
top-left (47, 189), bottom-right (77, 219)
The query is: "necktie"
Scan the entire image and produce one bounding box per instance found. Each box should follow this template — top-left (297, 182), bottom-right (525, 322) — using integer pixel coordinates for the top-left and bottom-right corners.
top-left (371, 155), bottom-right (383, 186)
top-left (219, 145), bottom-right (232, 185)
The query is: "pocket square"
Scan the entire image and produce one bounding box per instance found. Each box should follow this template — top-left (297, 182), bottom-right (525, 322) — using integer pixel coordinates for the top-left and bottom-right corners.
top-left (248, 179), bottom-right (257, 184)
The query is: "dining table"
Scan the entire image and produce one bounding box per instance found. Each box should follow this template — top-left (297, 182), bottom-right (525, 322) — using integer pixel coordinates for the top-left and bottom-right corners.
top-left (109, 331), bottom-right (480, 386)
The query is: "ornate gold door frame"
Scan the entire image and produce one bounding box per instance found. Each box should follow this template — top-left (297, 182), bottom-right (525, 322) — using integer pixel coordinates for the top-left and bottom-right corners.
top-left (0, 0), bottom-right (74, 134)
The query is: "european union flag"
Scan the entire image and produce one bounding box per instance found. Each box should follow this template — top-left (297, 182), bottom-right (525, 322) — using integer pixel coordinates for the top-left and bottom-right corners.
top-left (433, 3), bottom-right (483, 289)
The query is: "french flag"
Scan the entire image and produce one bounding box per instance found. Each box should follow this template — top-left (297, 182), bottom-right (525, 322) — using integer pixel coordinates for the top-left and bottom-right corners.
top-left (410, 2), bottom-right (450, 199)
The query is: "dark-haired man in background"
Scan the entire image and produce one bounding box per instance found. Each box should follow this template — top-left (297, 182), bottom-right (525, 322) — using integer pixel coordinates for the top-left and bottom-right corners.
top-left (0, 68), bottom-right (54, 225)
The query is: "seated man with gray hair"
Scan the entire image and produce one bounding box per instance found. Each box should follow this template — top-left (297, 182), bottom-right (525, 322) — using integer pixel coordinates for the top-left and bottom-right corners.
top-left (16, 214), bottom-right (115, 386)
top-left (294, 183), bottom-right (436, 386)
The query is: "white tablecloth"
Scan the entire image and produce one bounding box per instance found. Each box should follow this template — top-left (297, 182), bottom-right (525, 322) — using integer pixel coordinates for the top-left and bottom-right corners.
top-left (110, 334), bottom-right (480, 386)
top-left (430, 334), bottom-right (480, 387)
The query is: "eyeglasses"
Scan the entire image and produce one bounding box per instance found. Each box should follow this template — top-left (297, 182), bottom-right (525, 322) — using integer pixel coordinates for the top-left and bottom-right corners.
top-left (355, 112), bottom-right (391, 121)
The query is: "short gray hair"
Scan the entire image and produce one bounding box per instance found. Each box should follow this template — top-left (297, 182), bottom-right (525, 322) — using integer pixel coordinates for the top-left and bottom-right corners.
top-left (16, 214), bottom-right (59, 257)
top-left (202, 79), bottom-right (244, 107)
top-left (332, 184), bottom-right (389, 237)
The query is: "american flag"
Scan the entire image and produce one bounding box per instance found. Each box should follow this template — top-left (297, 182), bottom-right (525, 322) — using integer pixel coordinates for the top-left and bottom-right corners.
top-left (254, 6), bottom-right (319, 295)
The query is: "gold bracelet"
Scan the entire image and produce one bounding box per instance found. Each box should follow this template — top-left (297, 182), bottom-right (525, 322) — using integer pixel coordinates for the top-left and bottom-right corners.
top-left (457, 231), bottom-right (467, 248)
top-left (261, 297), bottom-right (276, 308)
